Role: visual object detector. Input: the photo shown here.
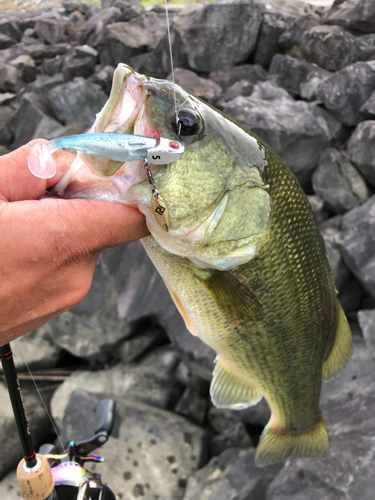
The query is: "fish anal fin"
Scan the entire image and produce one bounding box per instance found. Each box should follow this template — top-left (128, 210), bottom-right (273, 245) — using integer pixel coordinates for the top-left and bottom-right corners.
top-left (196, 270), bottom-right (263, 323)
top-left (322, 299), bottom-right (352, 381)
top-left (163, 280), bottom-right (198, 336)
top-left (211, 357), bottom-right (262, 409)
top-left (256, 412), bottom-right (329, 465)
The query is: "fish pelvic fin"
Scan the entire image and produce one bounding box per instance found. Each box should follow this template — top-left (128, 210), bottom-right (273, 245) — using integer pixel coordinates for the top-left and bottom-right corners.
top-left (255, 412), bottom-right (329, 465)
top-left (210, 357), bottom-right (262, 409)
top-left (322, 299), bottom-right (352, 381)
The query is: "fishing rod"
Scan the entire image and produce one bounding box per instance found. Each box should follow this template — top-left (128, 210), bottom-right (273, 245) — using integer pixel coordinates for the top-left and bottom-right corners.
top-left (0, 342), bottom-right (117, 500)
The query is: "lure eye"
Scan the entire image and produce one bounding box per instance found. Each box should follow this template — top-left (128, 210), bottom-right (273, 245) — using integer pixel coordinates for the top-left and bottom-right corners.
top-left (171, 111), bottom-right (198, 136)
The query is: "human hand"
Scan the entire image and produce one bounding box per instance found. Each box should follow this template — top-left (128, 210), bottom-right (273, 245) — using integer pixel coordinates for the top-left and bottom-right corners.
top-left (0, 140), bottom-right (149, 346)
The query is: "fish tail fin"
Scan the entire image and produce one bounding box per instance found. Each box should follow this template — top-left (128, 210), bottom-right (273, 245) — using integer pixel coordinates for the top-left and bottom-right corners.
top-left (255, 412), bottom-right (329, 465)
top-left (322, 299), bottom-right (352, 381)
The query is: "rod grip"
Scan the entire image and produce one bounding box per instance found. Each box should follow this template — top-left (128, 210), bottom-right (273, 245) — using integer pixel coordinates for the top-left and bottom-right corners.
top-left (17, 453), bottom-right (54, 500)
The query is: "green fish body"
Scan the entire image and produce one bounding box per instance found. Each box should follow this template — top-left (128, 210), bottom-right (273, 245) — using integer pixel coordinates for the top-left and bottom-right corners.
top-left (53, 64), bottom-right (352, 464)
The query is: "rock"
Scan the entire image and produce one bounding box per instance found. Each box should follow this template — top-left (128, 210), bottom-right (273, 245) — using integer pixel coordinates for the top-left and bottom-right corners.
top-left (278, 14), bottom-right (319, 58)
top-left (253, 12), bottom-right (295, 69)
top-left (12, 92), bottom-right (62, 149)
top-left (0, 146), bottom-right (10, 156)
top-left (0, 382), bottom-right (54, 480)
top-left (183, 447), bottom-right (282, 500)
top-left (251, 0), bottom-right (316, 17)
top-left (89, 64), bottom-right (114, 94)
top-left (60, 389), bottom-right (208, 500)
top-left (358, 309), bottom-right (375, 361)
top-left (317, 61), bottom-right (375, 127)
top-left (219, 80), bottom-right (254, 105)
top-left (26, 73), bottom-right (65, 94)
top-left (224, 81), bottom-right (346, 189)
top-left (299, 25), bottom-right (368, 72)
top-left (266, 336), bottom-right (375, 500)
top-left (0, 92), bottom-right (16, 105)
top-left (110, 321), bottom-right (168, 363)
top-left (335, 195), bottom-right (375, 300)
top-left (0, 64), bottom-right (18, 93)
top-left (324, 0), bottom-right (375, 33)
top-left (62, 54), bottom-right (95, 80)
top-left (322, 225), bottom-right (363, 313)
top-left (269, 54), bottom-right (330, 98)
top-left (51, 346), bottom-right (183, 428)
top-left (207, 407), bottom-right (242, 434)
top-left (0, 20), bottom-right (22, 43)
top-left (74, 7), bottom-right (122, 46)
top-left (210, 422), bottom-right (252, 457)
top-left (347, 120), bottom-right (375, 186)
top-left (0, 470), bottom-right (20, 500)
top-left (0, 106), bottom-right (15, 146)
top-left (360, 89), bottom-right (375, 116)
top-left (9, 54), bottom-right (37, 83)
top-left (0, 33), bottom-right (17, 50)
top-left (210, 64), bottom-right (268, 93)
top-left (0, 326), bottom-right (62, 374)
top-left (170, 68), bottom-right (222, 104)
top-left (181, 3), bottom-right (263, 73)
top-left (174, 361), bottom-right (210, 396)
top-left (44, 122), bottom-right (91, 140)
top-left (34, 15), bottom-right (67, 45)
top-left (25, 43), bottom-right (68, 62)
top-left (42, 56), bottom-right (63, 76)
top-left (306, 195), bottom-right (331, 223)
top-left (174, 388), bottom-right (208, 425)
top-left (96, 21), bottom-right (154, 68)
top-left (312, 148), bottom-right (370, 214)
top-left (74, 44), bottom-right (98, 60)
top-left (47, 77), bottom-right (107, 125)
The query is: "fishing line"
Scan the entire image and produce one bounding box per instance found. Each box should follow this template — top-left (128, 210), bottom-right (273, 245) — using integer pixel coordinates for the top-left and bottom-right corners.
top-left (19, 349), bottom-right (66, 453)
top-left (164, 0), bottom-right (178, 119)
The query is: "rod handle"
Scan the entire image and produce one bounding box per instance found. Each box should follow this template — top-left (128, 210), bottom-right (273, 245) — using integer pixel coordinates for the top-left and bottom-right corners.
top-left (17, 453), bottom-right (54, 500)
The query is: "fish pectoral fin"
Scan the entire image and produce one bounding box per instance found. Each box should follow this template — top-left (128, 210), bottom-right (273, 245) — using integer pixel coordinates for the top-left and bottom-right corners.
top-left (322, 299), bottom-right (352, 381)
top-left (210, 358), bottom-right (262, 409)
top-left (196, 270), bottom-right (263, 323)
top-left (163, 280), bottom-right (198, 336)
top-left (256, 412), bottom-right (329, 465)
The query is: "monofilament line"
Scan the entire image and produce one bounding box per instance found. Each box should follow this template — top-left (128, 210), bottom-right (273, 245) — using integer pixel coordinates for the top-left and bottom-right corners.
top-left (164, 0), bottom-right (178, 118)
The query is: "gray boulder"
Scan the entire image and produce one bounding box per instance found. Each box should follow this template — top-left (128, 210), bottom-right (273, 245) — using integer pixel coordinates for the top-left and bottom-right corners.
top-left (12, 92), bottom-right (62, 149)
top-left (335, 195), bottom-right (375, 300)
top-left (0, 64), bottom-right (18, 93)
top-left (210, 64), bottom-right (268, 93)
top-left (306, 195), bottom-right (331, 223)
top-left (299, 25), bottom-right (368, 72)
top-left (317, 61), bottom-right (375, 126)
top-left (179, 3), bottom-right (263, 73)
top-left (209, 422), bottom-right (252, 457)
top-left (269, 54), bottom-right (330, 98)
top-left (0, 33), bottom-right (17, 50)
top-left (347, 120), bottom-right (375, 186)
top-left (51, 346), bottom-right (183, 428)
top-left (9, 54), bottom-right (37, 83)
top-left (253, 12), bottom-right (295, 69)
top-left (358, 309), bottom-right (375, 361)
top-left (324, 0), bottom-right (375, 33)
top-left (312, 148), bottom-right (370, 214)
top-left (175, 387), bottom-right (208, 425)
top-left (278, 14), bottom-right (319, 58)
top-left (360, 89), bottom-right (375, 116)
top-left (60, 389), bottom-right (208, 500)
top-left (47, 77), bottom-right (107, 125)
top-left (0, 106), bottom-right (15, 146)
top-left (224, 81), bottom-right (345, 189)
top-left (169, 68), bottom-right (222, 104)
top-left (34, 15), bottom-right (68, 45)
top-left (183, 447), bottom-right (283, 500)
top-left (266, 335), bottom-right (375, 500)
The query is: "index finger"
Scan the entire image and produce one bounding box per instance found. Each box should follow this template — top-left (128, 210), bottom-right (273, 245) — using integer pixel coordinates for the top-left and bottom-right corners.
top-left (0, 139), bottom-right (76, 203)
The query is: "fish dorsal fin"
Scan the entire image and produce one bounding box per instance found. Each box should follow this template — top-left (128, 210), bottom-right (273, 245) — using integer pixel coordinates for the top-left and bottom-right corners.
top-left (322, 299), bottom-right (352, 381)
top-left (196, 270), bottom-right (263, 324)
top-left (211, 357), bottom-right (262, 409)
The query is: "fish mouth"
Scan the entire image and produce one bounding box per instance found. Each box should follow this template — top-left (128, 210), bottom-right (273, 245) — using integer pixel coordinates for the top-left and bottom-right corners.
top-left (54, 65), bottom-right (163, 201)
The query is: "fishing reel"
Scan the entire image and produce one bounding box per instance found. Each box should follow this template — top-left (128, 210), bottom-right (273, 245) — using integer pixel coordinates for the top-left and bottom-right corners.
top-left (39, 398), bottom-right (117, 500)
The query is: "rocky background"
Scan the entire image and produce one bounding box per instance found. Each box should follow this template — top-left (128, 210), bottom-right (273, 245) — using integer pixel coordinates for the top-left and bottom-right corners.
top-left (1, 0), bottom-right (375, 498)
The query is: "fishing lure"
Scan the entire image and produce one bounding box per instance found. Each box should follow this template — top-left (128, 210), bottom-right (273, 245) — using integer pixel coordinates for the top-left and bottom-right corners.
top-left (28, 132), bottom-right (184, 233)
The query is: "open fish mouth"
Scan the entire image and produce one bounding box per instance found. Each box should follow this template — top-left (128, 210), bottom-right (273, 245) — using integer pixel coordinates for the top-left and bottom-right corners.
top-left (53, 65), bottom-right (163, 202)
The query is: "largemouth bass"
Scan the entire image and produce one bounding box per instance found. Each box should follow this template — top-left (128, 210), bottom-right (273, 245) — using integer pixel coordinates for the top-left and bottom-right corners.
top-left (49, 64), bottom-right (352, 464)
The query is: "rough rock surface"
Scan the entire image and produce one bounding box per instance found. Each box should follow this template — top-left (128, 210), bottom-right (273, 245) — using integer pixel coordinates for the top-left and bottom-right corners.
top-left (347, 120), bottom-right (375, 186)
top-left (335, 195), bottom-right (375, 300)
top-left (61, 389), bottom-right (208, 500)
top-left (358, 309), bottom-right (375, 361)
top-left (317, 61), bottom-right (375, 126)
top-left (324, 0), bottom-right (375, 33)
top-left (312, 148), bottom-right (370, 214)
top-left (266, 336), bottom-right (375, 500)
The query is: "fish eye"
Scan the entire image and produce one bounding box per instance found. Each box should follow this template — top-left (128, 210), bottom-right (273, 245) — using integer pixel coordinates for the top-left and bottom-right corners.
top-left (171, 110), bottom-right (198, 136)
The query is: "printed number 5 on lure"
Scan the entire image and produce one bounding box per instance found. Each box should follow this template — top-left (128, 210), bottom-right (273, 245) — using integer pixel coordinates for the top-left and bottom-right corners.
top-left (33, 64), bottom-right (352, 465)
